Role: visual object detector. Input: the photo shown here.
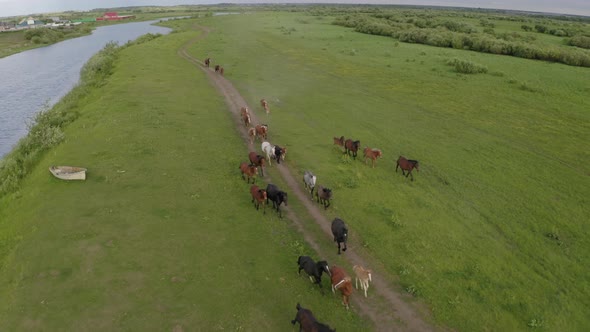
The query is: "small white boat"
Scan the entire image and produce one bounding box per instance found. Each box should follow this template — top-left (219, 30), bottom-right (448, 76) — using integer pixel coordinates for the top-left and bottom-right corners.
top-left (49, 166), bottom-right (87, 180)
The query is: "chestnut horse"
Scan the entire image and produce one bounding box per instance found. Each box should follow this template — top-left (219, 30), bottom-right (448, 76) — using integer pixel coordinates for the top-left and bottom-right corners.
top-left (255, 124), bottom-right (268, 141)
top-left (248, 127), bottom-right (256, 144)
top-left (250, 185), bottom-right (267, 213)
top-left (344, 139), bottom-right (361, 159)
top-left (204, 57), bottom-right (210, 67)
top-left (363, 147), bottom-right (382, 168)
top-left (248, 152), bottom-right (266, 176)
top-left (260, 99), bottom-right (269, 114)
top-left (396, 155), bottom-right (419, 181)
top-left (333, 136), bottom-right (345, 150)
top-left (240, 107), bottom-right (251, 127)
top-left (330, 266), bottom-right (353, 309)
top-left (239, 162), bottom-right (258, 184)
top-left (220, 67), bottom-right (224, 75)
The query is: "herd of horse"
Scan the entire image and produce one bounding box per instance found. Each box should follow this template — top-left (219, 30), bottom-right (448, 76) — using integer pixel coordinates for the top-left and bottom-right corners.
top-left (205, 55), bottom-right (419, 330)
top-left (334, 136), bottom-right (420, 180)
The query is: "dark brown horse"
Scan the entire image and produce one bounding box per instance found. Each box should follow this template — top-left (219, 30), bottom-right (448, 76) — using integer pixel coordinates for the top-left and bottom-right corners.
top-left (291, 303), bottom-right (335, 332)
top-left (250, 185), bottom-right (267, 213)
top-left (240, 107), bottom-right (251, 127)
top-left (316, 185), bottom-right (332, 210)
top-left (363, 147), bottom-right (382, 168)
top-left (260, 99), bottom-right (269, 114)
top-left (239, 162), bottom-right (258, 184)
top-left (255, 124), bottom-right (268, 141)
top-left (248, 151), bottom-right (266, 176)
top-left (330, 266), bottom-right (353, 310)
top-left (396, 155), bottom-right (419, 181)
top-left (204, 57), bottom-right (210, 67)
top-left (344, 139), bottom-right (361, 159)
top-left (214, 64), bottom-right (220, 72)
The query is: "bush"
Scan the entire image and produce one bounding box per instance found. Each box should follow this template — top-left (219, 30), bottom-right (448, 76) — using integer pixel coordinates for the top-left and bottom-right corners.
top-left (569, 35), bottom-right (590, 49)
top-left (446, 58), bottom-right (488, 74)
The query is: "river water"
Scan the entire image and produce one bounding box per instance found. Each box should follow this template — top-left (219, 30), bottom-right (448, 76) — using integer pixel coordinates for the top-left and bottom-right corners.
top-left (0, 20), bottom-right (172, 158)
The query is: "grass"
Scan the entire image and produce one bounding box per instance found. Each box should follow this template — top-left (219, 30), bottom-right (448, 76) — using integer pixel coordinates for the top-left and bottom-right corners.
top-left (0, 18), bottom-right (366, 331)
top-left (186, 11), bottom-right (590, 331)
top-left (1, 8), bottom-right (589, 331)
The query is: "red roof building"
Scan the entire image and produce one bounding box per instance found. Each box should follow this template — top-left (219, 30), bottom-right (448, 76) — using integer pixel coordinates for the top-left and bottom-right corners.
top-left (96, 12), bottom-right (135, 21)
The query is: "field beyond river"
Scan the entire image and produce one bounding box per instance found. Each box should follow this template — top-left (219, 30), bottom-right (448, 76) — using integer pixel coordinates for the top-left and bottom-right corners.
top-left (1, 8), bottom-right (589, 331)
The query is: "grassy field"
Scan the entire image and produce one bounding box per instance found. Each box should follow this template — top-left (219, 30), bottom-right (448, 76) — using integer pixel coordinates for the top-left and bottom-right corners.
top-left (185, 11), bottom-right (590, 331)
top-left (0, 20), bottom-right (367, 331)
top-left (1, 8), bottom-right (589, 331)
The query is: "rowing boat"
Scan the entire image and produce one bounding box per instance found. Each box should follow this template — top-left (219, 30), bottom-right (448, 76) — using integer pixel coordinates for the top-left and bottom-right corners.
top-left (49, 166), bottom-right (87, 180)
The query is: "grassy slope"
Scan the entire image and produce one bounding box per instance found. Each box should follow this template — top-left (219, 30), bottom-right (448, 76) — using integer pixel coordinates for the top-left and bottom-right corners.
top-left (187, 12), bottom-right (590, 331)
top-left (0, 21), bottom-right (366, 331)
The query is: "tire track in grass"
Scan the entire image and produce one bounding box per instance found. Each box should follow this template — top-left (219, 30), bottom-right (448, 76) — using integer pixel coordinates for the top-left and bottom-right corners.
top-left (178, 24), bottom-right (438, 332)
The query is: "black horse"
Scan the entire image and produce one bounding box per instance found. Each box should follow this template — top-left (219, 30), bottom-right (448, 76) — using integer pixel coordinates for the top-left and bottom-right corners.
top-left (331, 218), bottom-right (348, 255)
top-left (291, 303), bottom-right (335, 332)
top-left (266, 184), bottom-right (288, 218)
top-left (297, 256), bottom-right (330, 290)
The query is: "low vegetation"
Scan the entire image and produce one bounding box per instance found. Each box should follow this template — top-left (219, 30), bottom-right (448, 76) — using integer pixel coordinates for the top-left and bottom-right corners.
top-left (331, 7), bottom-right (590, 67)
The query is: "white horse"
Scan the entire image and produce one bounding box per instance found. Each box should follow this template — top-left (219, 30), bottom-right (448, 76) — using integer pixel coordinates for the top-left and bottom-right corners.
top-left (261, 141), bottom-right (274, 165)
top-left (303, 170), bottom-right (316, 199)
top-left (261, 141), bottom-right (286, 166)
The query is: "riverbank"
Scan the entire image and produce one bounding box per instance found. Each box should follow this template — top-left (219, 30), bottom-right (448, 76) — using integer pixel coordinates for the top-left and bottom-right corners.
top-left (0, 26), bottom-right (93, 59)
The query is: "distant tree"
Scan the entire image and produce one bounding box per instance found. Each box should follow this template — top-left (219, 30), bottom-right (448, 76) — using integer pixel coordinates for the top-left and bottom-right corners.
top-left (521, 24), bottom-right (532, 32)
top-left (534, 24), bottom-right (547, 33)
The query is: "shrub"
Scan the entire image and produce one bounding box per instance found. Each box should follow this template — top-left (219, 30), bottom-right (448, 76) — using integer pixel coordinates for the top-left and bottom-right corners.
top-left (446, 58), bottom-right (488, 74)
top-left (568, 35), bottom-right (590, 49)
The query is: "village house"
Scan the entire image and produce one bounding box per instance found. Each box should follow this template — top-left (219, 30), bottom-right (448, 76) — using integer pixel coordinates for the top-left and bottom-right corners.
top-left (17, 16), bottom-right (44, 29)
top-left (0, 21), bottom-right (17, 31)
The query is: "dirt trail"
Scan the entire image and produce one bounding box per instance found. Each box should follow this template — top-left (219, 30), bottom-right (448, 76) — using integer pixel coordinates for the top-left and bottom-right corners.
top-left (178, 26), bottom-right (437, 332)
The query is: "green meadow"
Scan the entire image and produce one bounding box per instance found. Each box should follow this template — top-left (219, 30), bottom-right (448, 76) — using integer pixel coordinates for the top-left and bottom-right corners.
top-left (1, 7), bottom-right (589, 331)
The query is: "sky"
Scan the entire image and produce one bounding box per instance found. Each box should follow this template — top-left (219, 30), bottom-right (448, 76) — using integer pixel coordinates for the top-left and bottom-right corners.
top-left (0, 0), bottom-right (588, 18)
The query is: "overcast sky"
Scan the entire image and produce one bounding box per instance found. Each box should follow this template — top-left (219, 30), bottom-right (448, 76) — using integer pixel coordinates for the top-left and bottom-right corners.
top-left (0, 0), bottom-right (588, 18)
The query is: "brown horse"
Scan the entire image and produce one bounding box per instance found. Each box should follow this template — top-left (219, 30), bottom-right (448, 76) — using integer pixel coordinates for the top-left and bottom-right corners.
top-left (240, 107), bottom-right (251, 127)
top-left (291, 303), bottom-right (335, 332)
top-left (333, 136), bottom-right (345, 149)
top-left (214, 64), bottom-right (220, 72)
top-left (260, 99), bottom-right (269, 114)
top-left (255, 124), bottom-right (268, 141)
top-left (220, 67), bottom-right (224, 75)
top-left (248, 151), bottom-right (266, 176)
top-left (239, 162), bottom-right (258, 184)
top-left (315, 185), bottom-right (332, 210)
top-left (330, 266), bottom-right (353, 309)
top-left (204, 57), bottom-right (210, 67)
top-left (344, 139), bottom-right (361, 159)
top-left (248, 127), bottom-right (256, 144)
top-left (396, 155), bottom-right (419, 181)
top-left (250, 185), bottom-right (267, 213)
top-left (363, 147), bottom-right (382, 168)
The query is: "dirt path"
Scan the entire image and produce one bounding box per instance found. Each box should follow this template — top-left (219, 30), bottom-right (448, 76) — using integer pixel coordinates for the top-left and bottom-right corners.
top-left (178, 26), bottom-right (437, 332)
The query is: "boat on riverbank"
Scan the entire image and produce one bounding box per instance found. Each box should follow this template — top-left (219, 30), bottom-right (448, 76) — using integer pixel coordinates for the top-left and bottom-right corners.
top-left (49, 166), bottom-right (87, 180)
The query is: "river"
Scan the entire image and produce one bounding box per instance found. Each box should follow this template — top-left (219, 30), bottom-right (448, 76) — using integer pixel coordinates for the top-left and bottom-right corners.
top-left (0, 19), bottom-right (172, 158)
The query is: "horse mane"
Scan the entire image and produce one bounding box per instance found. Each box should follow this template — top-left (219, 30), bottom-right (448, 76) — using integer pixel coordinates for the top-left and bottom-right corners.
top-left (408, 159), bottom-right (419, 165)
